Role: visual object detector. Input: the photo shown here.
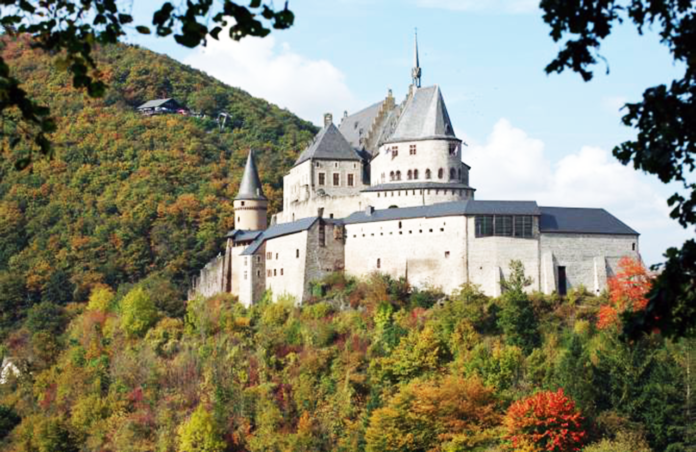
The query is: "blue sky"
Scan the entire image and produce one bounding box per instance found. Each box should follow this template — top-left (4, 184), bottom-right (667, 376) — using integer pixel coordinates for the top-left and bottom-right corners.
top-left (126, 0), bottom-right (690, 266)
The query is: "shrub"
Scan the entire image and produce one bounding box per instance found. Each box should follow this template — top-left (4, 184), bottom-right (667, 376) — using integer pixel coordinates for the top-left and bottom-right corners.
top-left (503, 389), bottom-right (586, 452)
top-left (177, 405), bottom-right (226, 452)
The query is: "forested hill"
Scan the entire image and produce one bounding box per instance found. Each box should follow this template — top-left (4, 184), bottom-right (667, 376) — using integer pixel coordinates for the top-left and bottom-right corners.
top-left (0, 35), bottom-right (318, 331)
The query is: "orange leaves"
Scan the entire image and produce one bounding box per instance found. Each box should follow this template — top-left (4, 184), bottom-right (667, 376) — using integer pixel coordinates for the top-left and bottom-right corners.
top-left (597, 257), bottom-right (653, 330)
top-left (504, 389), bottom-right (585, 452)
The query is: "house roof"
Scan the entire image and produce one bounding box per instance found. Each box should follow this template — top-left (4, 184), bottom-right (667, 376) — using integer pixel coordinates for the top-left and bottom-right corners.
top-left (235, 151), bottom-right (267, 201)
top-left (225, 230), bottom-right (263, 241)
top-left (241, 217), bottom-right (319, 255)
top-left (361, 182), bottom-right (475, 192)
top-left (295, 123), bottom-right (362, 166)
top-left (338, 101), bottom-right (384, 150)
top-left (539, 207), bottom-right (639, 236)
top-left (344, 200), bottom-right (540, 224)
top-left (384, 85), bottom-right (457, 144)
top-left (137, 98), bottom-right (179, 109)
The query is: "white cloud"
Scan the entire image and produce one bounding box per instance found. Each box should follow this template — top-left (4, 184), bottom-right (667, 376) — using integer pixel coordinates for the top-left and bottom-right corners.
top-left (414, 0), bottom-right (539, 14)
top-left (184, 35), bottom-right (361, 124)
top-left (462, 118), bottom-right (691, 265)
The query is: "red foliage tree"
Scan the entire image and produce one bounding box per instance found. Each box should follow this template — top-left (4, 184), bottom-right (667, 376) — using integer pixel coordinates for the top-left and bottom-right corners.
top-left (598, 256), bottom-right (653, 329)
top-left (503, 389), bottom-right (585, 452)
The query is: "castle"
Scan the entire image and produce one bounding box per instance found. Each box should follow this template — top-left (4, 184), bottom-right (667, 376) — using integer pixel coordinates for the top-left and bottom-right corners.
top-left (190, 36), bottom-right (640, 305)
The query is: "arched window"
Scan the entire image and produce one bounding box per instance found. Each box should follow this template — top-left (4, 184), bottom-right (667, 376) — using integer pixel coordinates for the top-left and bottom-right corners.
top-left (425, 169), bottom-right (432, 179)
top-left (377, 258), bottom-right (381, 269)
top-left (438, 168), bottom-right (444, 179)
top-left (407, 170), bottom-right (412, 180)
top-left (450, 168), bottom-right (456, 180)
top-left (458, 169), bottom-right (462, 180)
top-left (396, 170), bottom-right (401, 181)
top-left (414, 169), bottom-right (419, 180)
top-left (390, 171), bottom-right (395, 181)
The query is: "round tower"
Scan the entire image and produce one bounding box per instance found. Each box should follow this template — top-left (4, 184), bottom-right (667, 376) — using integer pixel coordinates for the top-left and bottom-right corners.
top-left (234, 150), bottom-right (268, 231)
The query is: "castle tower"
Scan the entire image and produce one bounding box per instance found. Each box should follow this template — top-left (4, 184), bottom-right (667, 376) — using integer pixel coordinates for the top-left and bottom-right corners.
top-left (234, 150), bottom-right (268, 231)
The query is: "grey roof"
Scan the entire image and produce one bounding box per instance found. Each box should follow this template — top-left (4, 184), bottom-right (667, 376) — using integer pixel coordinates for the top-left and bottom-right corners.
top-left (338, 101), bottom-right (384, 150)
top-left (362, 182), bottom-right (475, 193)
top-left (137, 98), bottom-right (178, 109)
top-left (295, 123), bottom-right (362, 166)
top-left (225, 230), bottom-right (263, 241)
top-left (242, 217), bottom-right (319, 255)
top-left (539, 207), bottom-right (639, 236)
top-left (235, 151), bottom-right (266, 201)
top-left (384, 85), bottom-right (457, 144)
top-left (344, 200), bottom-right (540, 224)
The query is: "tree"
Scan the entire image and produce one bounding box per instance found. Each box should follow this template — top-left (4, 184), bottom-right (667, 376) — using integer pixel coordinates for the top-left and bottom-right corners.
top-left (365, 376), bottom-right (499, 452)
top-left (120, 286), bottom-right (159, 338)
top-left (177, 404), bottom-right (226, 452)
top-left (540, 0), bottom-right (696, 340)
top-left (503, 388), bottom-right (586, 452)
top-left (0, 0), bottom-right (294, 168)
top-left (498, 260), bottom-right (540, 353)
top-left (597, 256), bottom-right (652, 330)
top-left (0, 405), bottom-right (20, 441)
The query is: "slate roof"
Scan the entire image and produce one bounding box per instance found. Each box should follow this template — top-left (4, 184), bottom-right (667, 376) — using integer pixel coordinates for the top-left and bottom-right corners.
top-left (539, 207), bottom-right (639, 236)
top-left (295, 123), bottom-right (363, 166)
top-left (235, 151), bottom-right (267, 201)
top-left (242, 217), bottom-right (319, 255)
top-left (225, 230), bottom-right (263, 241)
top-left (361, 182), bottom-right (475, 192)
top-left (137, 98), bottom-right (180, 109)
top-left (344, 200), bottom-right (540, 224)
top-left (384, 85), bottom-right (457, 144)
top-left (338, 101), bottom-right (384, 150)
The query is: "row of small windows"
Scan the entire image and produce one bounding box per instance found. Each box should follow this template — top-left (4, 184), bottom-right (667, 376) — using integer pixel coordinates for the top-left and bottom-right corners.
top-left (384, 168), bottom-right (464, 182)
top-left (317, 172), bottom-right (356, 187)
top-left (315, 162), bottom-right (359, 169)
top-left (352, 223), bottom-right (447, 238)
top-left (265, 249), bottom-right (302, 260)
top-left (387, 143), bottom-right (460, 157)
top-left (376, 188), bottom-right (469, 197)
top-left (475, 215), bottom-right (534, 238)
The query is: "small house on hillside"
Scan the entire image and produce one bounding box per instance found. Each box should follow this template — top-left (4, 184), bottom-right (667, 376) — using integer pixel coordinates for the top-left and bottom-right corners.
top-left (1, 358), bottom-right (19, 384)
top-left (137, 98), bottom-right (188, 116)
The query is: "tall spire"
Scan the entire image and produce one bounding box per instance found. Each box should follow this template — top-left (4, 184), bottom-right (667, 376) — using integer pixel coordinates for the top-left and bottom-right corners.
top-left (411, 28), bottom-right (422, 88)
top-left (235, 150), bottom-right (266, 200)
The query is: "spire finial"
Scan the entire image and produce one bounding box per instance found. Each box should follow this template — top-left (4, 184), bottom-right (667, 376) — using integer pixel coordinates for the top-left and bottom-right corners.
top-left (411, 28), bottom-right (422, 88)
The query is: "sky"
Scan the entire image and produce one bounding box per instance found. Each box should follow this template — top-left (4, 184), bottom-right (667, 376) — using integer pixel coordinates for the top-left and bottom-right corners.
top-left (126, 0), bottom-right (691, 266)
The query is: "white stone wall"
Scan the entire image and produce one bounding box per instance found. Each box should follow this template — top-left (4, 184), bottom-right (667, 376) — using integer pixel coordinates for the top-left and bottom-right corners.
top-left (466, 217), bottom-right (541, 297)
top-left (277, 194), bottom-right (364, 223)
top-left (345, 216), bottom-right (468, 294)
top-left (372, 139), bottom-right (468, 185)
top-left (540, 233), bottom-right (640, 295)
top-left (264, 231), bottom-right (309, 304)
top-left (239, 244), bottom-right (266, 307)
top-left (363, 186), bottom-right (471, 210)
top-left (280, 159), bottom-right (366, 223)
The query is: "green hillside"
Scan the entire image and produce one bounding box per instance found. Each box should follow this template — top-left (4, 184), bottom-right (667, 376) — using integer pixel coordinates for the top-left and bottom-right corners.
top-left (0, 35), bottom-right (317, 331)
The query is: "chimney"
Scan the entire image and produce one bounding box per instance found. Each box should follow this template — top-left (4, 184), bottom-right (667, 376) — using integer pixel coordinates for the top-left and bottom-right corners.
top-left (317, 207), bottom-right (324, 218)
top-left (365, 205), bottom-right (375, 216)
top-left (323, 113), bottom-right (333, 127)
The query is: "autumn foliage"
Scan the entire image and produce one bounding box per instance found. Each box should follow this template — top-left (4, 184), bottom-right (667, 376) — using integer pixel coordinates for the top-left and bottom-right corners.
top-left (503, 389), bottom-right (586, 452)
top-left (598, 257), bottom-right (653, 329)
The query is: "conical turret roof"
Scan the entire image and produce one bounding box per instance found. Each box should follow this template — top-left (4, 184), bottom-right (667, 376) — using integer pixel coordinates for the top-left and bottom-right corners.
top-left (384, 85), bottom-right (457, 144)
top-left (235, 151), bottom-right (267, 201)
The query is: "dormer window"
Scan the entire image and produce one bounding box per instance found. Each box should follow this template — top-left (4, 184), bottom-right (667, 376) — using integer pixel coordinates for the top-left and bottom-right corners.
top-left (449, 142), bottom-right (458, 156)
top-left (392, 146), bottom-right (399, 158)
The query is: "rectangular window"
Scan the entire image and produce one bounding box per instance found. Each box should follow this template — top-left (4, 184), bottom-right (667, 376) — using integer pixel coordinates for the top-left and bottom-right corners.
top-left (296, 249), bottom-right (300, 258)
top-left (409, 144), bottom-right (417, 155)
top-left (392, 147), bottom-right (398, 158)
top-left (318, 172), bottom-right (326, 186)
top-left (256, 270), bottom-right (260, 277)
top-left (347, 174), bottom-right (355, 186)
top-left (281, 269), bottom-right (284, 276)
top-left (267, 270), bottom-right (271, 277)
top-left (449, 142), bottom-right (458, 156)
top-left (274, 269), bottom-right (277, 276)
top-left (514, 216), bottom-right (534, 238)
top-left (319, 224), bottom-right (326, 247)
top-left (558, 266), bottom-right (567, 296)
top-left (244, 271), bottom-right (247, 280)
top-left (266, 252), bottom-right (272, 260)
top-left (333, 173), bottom-right (340, 186)
top-left (494, 215), bottom-right (513, 236)
top-left (475, 215), bottom-right (494, 237)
